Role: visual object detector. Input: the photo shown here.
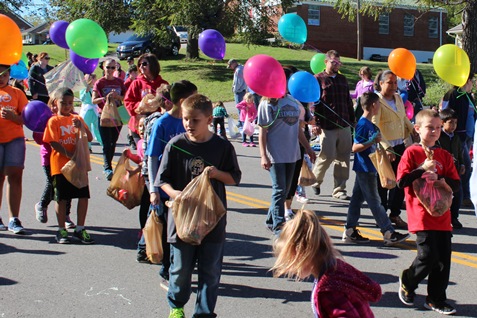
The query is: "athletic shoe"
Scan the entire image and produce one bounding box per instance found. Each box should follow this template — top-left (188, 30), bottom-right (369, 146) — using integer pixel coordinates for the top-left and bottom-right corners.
top-left (284, 209), bottom-right (295, 222)
top-left (8, 218), bottom-right (25, 234)
top-left (169, 308), bottom-right (185, 318)
top-left (0, 218), bottom-right (7, 231)
top-left (312, 186), bottom-right (320, 195)
top-left (295, 193), bottom-right (309, 204)
top-left (249, 142), bottom-right (256, 147)
top-left (56, 229), bottom-right (70, 244)
top-left (399, 271), bottom-right (415, 306)
top-left (342, 228), bottom-right (370, 243)
top-left (73, 229), bottom-right (95, 244)
top-left (104, 169), bottom-right (114, 181)
top-left (65, 215), bottom-right (76, 229)
top-left (136, 249), bottom-right (151, 263)
top-left (35, 202), bottom-right (48, 223)
top-left (383, 231), bottom-right (410, 246)
top-left (424, 298), bottom-right (456, 315)
top-left (334, 194), bottom-right (350, 200)
top-left (390, 216), bottom-right (408, 229)
top-left (242, 142), bottom-right (249, 147)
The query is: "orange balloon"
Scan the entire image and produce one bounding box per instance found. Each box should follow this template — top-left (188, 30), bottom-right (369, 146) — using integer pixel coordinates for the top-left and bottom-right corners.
top-left (0, 14), bottom-right (23, 65)
top-left (388, 48), bottom-right (416, 80)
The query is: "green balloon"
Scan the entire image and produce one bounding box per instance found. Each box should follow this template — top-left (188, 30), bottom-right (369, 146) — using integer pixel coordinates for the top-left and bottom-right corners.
top-left (20, 52), bottom-right (28, 65)
top-left (65, 19), bottom-right (108, 59)
top-left (310, 53), bottom-right (326, 74)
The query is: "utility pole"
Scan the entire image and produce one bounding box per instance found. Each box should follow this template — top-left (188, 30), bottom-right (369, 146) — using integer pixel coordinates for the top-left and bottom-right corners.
top-left (357, 0), bottom-right (362, 60)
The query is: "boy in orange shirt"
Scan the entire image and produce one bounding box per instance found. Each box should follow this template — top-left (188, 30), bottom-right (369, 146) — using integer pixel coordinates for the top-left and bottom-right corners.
top-left (43, 88), bottom-right (94, 244)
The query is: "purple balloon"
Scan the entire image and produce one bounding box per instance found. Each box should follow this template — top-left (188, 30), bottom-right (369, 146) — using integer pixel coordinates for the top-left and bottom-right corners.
top-left (50, 20), bottom-right (70, 49)
top-left (70, 50), bottom-right (99, 74)
top-left (22, 100), bottom-right (53, 132)
top-left (198, 29), bottom-right (226, 60)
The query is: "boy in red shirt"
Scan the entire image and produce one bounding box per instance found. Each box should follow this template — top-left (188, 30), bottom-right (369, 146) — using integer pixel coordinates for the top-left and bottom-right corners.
top-left (397, 109), bottom-right (460, 315)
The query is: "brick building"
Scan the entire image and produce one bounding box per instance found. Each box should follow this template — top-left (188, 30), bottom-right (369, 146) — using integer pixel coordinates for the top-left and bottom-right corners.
top-left (285, 0), bottom-right (446, 62)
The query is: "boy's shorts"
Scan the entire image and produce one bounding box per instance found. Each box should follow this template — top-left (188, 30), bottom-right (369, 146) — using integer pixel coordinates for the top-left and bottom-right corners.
top-left (0, 137), bottom-right (26, 170)
top-left (53, 174), bottom-right (90, 201)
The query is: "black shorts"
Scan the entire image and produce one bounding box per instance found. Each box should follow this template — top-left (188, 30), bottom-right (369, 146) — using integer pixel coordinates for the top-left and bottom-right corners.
top-left (53, 174), bottom-right (90, 201)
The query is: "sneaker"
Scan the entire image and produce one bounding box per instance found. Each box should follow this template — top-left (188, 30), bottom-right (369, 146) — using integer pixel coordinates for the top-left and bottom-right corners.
top-left (342, 228), bottom-right (370, 243)
top-left (35, 202), bottom-right (48, 223)
top-left (284, 209), bottom-right (295, 222)
top-left (169, 308), bottom-right (185, 318)
top-left (104, 169), bottom-right (114, 181)
top-left (334, 194), bottom-right (350, 200)
top-left (137, 249), bottom-right (151, 263)
top-left (0, 218), bottom-right (7, 231)
top-left (383, 231), bottom-right (410, 246)
top-left (312, 186), bottom-right (320, 195)
top-left (8, 218), bottom-right (25, 234)
top-left (390, 216), bottom-right (408, 229)
top-left (399, 271), bottom-right (415, 306)
top-left (424, 298), bottom-right (456, 315)
top-left (160, 277), bottom-right (169, 291)
top-left (56, 229), bottom-right (71, 244)
top-left (249, 142), bottom-right (256, 147)
top-left (73, 229), bottom-right (95, 244)
top-left (242, 142), bottom-right (249, 147)
top-left (65, 215), bottom-right (76, 229)
top-left (295, 193), bottom-right (309, 204)
top-left (451, 218), bottom-right (463, 229)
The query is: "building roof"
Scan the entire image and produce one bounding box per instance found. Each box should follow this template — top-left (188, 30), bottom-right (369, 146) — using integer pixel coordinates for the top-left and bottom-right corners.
top-left (0, 9), bottom-right (33, 31)
top-left (447, 24), bottom-right (462, 35)
top-left (301, 0), bottom-right (445, 11)
top-left (21, 22), bottom-right (49, 35)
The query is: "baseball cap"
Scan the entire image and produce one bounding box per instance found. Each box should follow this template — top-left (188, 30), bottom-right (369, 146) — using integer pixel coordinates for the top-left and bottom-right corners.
top-left (227, 59), bottom-right (237, 68)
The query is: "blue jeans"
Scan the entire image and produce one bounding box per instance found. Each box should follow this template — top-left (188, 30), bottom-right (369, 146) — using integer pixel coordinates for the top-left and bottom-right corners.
top-left (168, 239), bottom-right (224, 318)
top-left (234, 91), bottom-right (246, 125)
top-left (266, 162), bottom-right (296, 234)
top-left (346, 171), bottom-right (393, 234)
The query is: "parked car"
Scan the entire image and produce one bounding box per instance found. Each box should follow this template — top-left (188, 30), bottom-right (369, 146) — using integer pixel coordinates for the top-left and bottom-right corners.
top-left (173, 26), bottom-right (188, 43)
top-left (369, 54), bottom-right (388, 62)
top-left (116, 29), bottom-right (180, 60)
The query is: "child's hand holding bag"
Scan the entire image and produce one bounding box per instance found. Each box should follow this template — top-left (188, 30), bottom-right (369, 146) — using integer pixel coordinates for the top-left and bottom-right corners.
top-left (61, 125), bottom-right (91, 189)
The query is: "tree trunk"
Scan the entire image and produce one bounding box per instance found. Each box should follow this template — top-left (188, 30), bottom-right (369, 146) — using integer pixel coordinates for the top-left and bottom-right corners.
top-left (462, 1), bottom-right (477, 74)
top-left (186, 37), bottom-right (199, 59)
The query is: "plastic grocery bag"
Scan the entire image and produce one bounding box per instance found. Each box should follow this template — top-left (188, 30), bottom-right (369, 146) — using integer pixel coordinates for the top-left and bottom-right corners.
top-left (135, 93), bottom-right (160, 114)
top-left (369, 144), bottom-right (396, 189)
top-left (61, 126), bottom-right (91, 189)
top-left (143, 208), bottom-right (163, 264)
top-left (227, 117), bottom-right (240, 138)
top-left (242, 115), bottom-right (255, 137)
top-left (170, 168), bottom-right (226, 245)
top-left (100, 96), bottom-right (122, 127)
top-left (298, 157), bottom-right (317, 186)
top-left (106, 153), bottom-right (145, 209)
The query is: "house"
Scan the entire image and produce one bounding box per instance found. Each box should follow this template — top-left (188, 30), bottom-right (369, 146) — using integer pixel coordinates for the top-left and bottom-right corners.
top-left (0, 9), bottom-right (33, 31)
top-left (21, 22), bottom-right (50, 45)
top-left (447, 24), bottom-right (462, 47)
top-left (286, 0), bottom-right (446, 62)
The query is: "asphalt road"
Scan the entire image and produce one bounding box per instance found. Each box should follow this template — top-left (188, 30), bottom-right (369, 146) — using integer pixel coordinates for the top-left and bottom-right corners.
top-left (1, 111), bottom-right (477, 317)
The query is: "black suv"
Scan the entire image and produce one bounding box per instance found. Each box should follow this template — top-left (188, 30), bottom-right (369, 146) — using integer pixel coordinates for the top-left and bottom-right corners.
top-left (116, 29), bottom-right (180, 60)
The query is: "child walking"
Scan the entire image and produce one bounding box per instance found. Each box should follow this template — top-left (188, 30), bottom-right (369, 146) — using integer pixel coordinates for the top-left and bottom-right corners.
top-left (79, 74), bottom-right (102, 152)
top-left (156, 94), bottom-right (241, 318)
top-left (343, 92), bottom-right (410, 246)
top-left (212, 101), bottom-right (228, 139)
top-left (236, 92), bottom-right (257, 147)
top-left (43, 88), bottom-right (95, 244)
top-left (272, 209), bottom-right (382, 317)
top-left (397, 109), bottom-right (460, 314)
top-left (438, 109), bottom-right (466, 229)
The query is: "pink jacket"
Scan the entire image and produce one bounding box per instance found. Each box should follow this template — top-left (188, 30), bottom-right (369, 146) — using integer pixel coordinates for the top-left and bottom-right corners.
top-left (236, 101), bottom-right (257, 122)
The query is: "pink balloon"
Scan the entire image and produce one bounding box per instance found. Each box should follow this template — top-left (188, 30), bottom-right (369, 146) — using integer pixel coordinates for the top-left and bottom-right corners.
top-left (243, 54), bottom-right (286, 98)
top-left (405, 100), bottom-right (414, 120)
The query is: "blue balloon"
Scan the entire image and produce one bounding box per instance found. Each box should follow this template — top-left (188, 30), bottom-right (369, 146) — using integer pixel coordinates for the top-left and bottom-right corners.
top-left (10, 60), bottom-right (28, 80)
top-left (288, 71), bottom-right (320, 103)
top-left (278, 13), bottom-right (307, 44)
top-left (22, 100), bottom-right (53, 132)
top-left (400, 90), bottom-right (408, 103)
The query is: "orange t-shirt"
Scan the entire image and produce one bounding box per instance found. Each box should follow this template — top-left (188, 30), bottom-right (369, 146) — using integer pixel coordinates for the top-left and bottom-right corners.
top-left (0, 85), bottom-right (28, 143)
top-left (43, 114), bottom-right (87, 176)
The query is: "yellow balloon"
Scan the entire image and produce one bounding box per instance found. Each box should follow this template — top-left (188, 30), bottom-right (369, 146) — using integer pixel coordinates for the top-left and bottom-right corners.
top-left (433, 44), bottom-right (470, 87)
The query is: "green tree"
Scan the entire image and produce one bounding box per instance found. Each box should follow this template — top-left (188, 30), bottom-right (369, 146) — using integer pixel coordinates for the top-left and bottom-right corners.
top-left (48, 0), bottom-right (133, 35)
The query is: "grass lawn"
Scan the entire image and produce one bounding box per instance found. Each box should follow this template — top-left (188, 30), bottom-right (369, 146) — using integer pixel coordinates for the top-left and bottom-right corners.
top-left (25, 43), bottom-right (437, 103)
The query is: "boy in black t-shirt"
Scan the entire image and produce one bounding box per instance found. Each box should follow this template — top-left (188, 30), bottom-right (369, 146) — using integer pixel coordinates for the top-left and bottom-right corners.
top-left (156, 94), bottom-right (241, 318)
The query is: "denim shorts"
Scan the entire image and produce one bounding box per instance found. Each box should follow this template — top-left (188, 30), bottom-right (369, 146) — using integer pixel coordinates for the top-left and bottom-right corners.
top-left (53, 174), bottom-right (90, 201)
top-left (0, 137), bottom-right (26, 170)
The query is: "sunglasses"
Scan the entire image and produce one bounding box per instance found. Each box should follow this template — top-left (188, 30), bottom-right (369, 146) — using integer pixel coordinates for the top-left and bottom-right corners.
top-left (139, 62), bottom-right (149, 67)
top-left (44, 57), bottom-right (50, 60)
top-left (105, 66), bottom-right (116, 70)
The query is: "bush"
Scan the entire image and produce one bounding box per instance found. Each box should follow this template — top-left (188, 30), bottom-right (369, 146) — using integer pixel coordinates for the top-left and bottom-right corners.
top-left (422, 79), bottom-right (452, 108)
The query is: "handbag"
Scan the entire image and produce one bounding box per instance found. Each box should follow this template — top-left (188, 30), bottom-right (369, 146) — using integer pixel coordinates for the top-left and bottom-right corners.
top-left (369, 144), bottom-right (396, 189)
top-left (170, 168), bottom-right (226, 245)
top-left (106, 153), bottom-right (145, 209)
top-left (61, 125), bottom-right (91, 188)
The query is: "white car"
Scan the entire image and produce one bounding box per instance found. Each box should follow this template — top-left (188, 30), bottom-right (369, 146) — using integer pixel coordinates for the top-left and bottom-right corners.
top-left (173, 26), bottom-right (188, 43)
